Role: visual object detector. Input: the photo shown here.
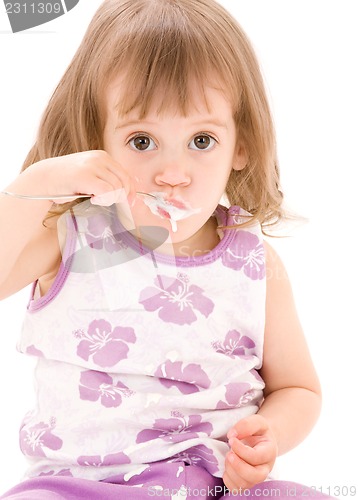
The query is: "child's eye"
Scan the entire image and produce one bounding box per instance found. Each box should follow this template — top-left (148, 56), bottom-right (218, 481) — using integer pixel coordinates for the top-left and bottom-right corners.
top-left (128, 135), bottom-right (156, 151)
top-left (189, 134), bottom-right (217, 151)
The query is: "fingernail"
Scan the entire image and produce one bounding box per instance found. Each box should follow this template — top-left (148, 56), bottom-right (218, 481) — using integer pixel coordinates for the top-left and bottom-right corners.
top-left (227, 430), bottom-right (237, 439)
top-left (228, 437), bottom-right (236, 448)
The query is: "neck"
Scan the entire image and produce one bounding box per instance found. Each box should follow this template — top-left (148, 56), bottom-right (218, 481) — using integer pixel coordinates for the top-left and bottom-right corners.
top-left (155, 216), bottom-right (220, 258)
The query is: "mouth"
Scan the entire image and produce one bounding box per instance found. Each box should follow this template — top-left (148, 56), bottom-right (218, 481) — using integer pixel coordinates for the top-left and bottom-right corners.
top-left (142, 192), bottom-right (201, 232)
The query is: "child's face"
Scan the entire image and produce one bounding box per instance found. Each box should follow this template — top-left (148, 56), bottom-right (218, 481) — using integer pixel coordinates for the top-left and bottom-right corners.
top-left (103, 77), bottom-right (246, 252)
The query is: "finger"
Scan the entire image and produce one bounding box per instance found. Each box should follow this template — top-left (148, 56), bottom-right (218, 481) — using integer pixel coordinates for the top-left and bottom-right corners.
top-left (223, 471), bottom-right (248, 494)
top-left (99, 153), bottom-right (135, 199)
top-left (93, 166), bottom-right (129, 194)
top-left (227, 414), bottom-right (268, 440)
top-left (229, 437), bottom-right (274, 467)
top-left (91, 187), bottom-right (127, 207)
top-left (225, 451), bottom-right (266, 490)
top-left (79, 150), bottom-right (134, 199)
top-left (223, 458), bottom-right (251, 492)
top-left (77, 176), bottom-right (120, 198)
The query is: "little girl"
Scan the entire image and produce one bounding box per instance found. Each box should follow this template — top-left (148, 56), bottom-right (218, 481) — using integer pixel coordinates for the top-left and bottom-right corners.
top-left (0, 0), bottom-right (334, 498)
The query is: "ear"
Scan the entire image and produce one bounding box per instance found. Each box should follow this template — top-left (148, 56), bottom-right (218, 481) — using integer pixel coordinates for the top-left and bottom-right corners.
top-left (232, 143), bottom-right (248, 171)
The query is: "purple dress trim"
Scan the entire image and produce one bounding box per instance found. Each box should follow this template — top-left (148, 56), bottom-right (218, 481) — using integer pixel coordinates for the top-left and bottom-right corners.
top-left (111, 205), bottom-right (241, 268)
top-left (27, 212), bottom-right (77, 312)
top-left (26, 204), bottom-right (242, 311)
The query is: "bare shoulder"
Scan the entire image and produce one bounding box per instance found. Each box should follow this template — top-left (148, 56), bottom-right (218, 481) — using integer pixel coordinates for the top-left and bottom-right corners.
top-left (263, 239), bottom-right (300, 342)
top-left (263, 239), bottom-right (289, 281)
top-left (263, 239), bottom-right (295, 336)
top-left (261, 239), bottom-right (321, 395)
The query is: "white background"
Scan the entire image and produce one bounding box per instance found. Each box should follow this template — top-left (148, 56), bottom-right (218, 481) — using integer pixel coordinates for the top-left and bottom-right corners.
top-left (0, 0), bottom-right (357, 495)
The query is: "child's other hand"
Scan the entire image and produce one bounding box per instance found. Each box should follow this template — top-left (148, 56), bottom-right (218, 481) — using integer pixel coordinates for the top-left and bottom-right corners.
top-left (223, 414), bottom-right (278, 493)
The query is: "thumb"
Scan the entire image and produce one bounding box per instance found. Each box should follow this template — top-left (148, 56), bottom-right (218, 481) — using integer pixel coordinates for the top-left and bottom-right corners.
top-left (227, 414), bottom-right (269, 440)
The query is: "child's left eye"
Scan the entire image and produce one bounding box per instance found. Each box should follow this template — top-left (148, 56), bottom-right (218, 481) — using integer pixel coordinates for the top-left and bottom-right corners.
top-left (189, 134), bottom-right (217, 151)
top-left (128, 135), bottom-right (156, 151)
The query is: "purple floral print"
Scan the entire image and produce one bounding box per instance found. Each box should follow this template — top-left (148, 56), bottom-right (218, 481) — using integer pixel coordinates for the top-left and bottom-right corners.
top-left (75, 319), bottom-right (136, 367)
top-left (79, 370), bottom-right (134, 407)
top-left (26, 345), bottom-right (44, 357)
top-left (212, 330), bottom-right (255, 358)
top-left (155, 361), bottom-right (211, 394)
top-left (170, 445), bottom-right (219, 475)
top-left (251, 369), bottom-right (265, 384)
top-left (216, 382), bottom-right (254, 409)
top-left (85, 215), bottom-right (127, 253)
top-left (39, 469), bottom-right (73, 477)
top-left (20, 418), bottom-right (63, 457)
top-left (136, 411), bottom-right (213, 444)
top-left (139, 273), bottom-right (214, 325)
top-left (77, 451), bottom-right (131, 467)
top-left (222, 231), bottom-right (265, 280)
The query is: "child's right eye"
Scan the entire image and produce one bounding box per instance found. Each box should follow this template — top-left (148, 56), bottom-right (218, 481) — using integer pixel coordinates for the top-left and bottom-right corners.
top-left (128, 135), bottom-right (156, 152)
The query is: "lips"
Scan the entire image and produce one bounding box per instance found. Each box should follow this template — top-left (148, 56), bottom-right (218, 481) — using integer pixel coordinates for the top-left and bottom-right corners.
top-left (150, 193), bottom-right (191, 211)
top-left (157, 207), bottom-right (171, 219)
top-left (165, 198), bottom-right (187, 210)
top-left (142, 192), bottom-right (201, 232)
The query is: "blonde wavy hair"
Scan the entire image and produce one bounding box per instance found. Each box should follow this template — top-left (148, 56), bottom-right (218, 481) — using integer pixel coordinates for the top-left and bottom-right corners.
top-left (22, 0), bottom-right (284, 229)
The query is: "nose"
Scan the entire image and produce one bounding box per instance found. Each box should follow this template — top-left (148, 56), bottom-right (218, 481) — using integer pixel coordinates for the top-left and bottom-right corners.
top-left (154, 162), bottom-right (191, 188)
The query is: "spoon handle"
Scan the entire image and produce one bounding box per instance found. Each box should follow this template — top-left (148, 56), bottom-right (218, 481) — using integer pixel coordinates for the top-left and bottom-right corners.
top-left (1, 191), bottom-right (91, 200)
top-left (1, 191), bottom-right (156, 201)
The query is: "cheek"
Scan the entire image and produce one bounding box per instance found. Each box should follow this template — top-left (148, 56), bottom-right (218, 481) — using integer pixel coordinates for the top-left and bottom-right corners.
top-left (197, 167), bottom-right (231, 194)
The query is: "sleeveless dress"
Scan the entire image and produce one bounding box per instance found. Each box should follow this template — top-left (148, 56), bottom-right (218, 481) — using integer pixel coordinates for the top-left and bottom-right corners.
top-left (15, 202), bottom-right (266, 482)
top-left (1, 202), bottom-right (336, 499)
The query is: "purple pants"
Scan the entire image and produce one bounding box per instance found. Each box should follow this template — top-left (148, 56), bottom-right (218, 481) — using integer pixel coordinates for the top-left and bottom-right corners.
top-left (0, 462), bottom-right (335, 499)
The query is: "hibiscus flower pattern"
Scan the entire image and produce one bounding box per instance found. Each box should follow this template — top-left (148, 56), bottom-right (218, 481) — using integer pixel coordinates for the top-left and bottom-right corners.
top-left (155, 361), bottom-right (211, 394)
top-left (136, 411), bottom-right (213, 444)
top-left (216, 382), bottom-right (255, 409)
top-left (75, 319), bottom-right (136, 367)
top-left (139, 273), bottom-right (214, 325)
top-left (77, 451), bottom-right (130, 467)
top-left (20, 418), bottom-right (63, 458)
top-left (85, 214), bottom-right (127, 254)
top-left (212, 330), bottom-right (255, 358)
top-left (169, 445), bottom-right (219, 475)
top-left (79, 370), bottom-right (134, 408)
top-left (222, 230), bottom-right (265, 280)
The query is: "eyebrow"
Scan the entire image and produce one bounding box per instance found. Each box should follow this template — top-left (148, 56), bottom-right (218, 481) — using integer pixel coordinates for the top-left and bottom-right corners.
top-left (115, 119), bottom-right (228, 130)
top-left (115, 120), bottom-right (156, 130)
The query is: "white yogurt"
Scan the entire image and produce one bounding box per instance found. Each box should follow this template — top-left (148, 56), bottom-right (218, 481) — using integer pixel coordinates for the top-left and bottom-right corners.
top-left (143, 192), bottom-right (201, 232)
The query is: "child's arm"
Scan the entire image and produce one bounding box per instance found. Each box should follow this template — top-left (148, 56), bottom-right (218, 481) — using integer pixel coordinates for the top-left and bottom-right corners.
top-left (0, 164), bottom-right (57, 300)
top-left (0, 151), bottom-right (132, 299)
top-left (223, 241), bottom-right (322, 491)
